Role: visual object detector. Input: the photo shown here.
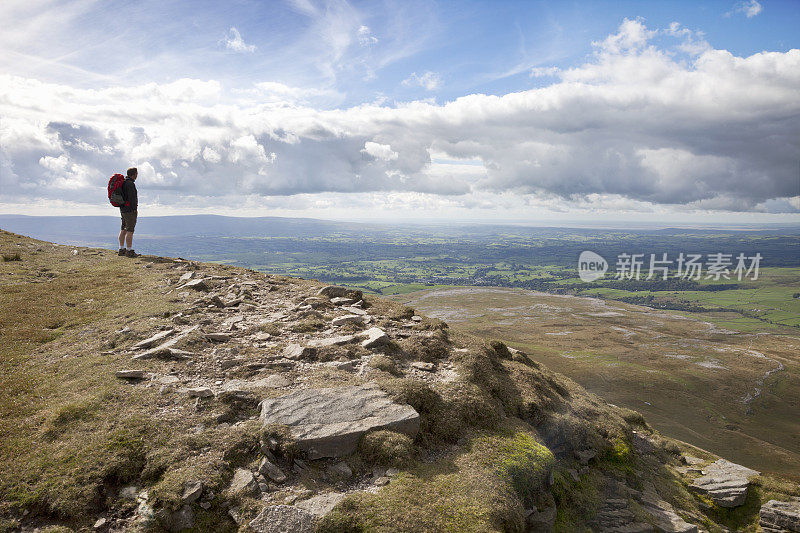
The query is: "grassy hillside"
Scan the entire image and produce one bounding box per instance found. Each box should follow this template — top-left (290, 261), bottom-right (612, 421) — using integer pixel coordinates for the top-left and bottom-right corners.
top-left (392, 286), bottom-right (800, 482)
top-left (0, 230), bottom-right (797, 532)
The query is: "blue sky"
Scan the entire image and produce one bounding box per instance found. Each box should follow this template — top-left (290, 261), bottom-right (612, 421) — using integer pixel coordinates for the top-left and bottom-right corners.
top-left (0, 0), bottom-right (798, 223)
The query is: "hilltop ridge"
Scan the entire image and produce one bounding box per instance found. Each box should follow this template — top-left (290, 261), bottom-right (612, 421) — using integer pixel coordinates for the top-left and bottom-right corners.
top-left (0, 229), bottom-right (798, 533)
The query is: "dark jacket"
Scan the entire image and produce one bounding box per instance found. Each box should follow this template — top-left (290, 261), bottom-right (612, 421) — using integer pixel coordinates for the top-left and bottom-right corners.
top-left (120, 178), bottom-right (138, 213)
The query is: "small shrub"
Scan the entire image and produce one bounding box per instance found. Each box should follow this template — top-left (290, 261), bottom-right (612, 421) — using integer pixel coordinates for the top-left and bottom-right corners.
top-left (1, 252), bottom-right (21, 262)
top-left (290, 318), bottom-right (325, 333)
top-left (369, 355), bottom-right (399, 375)
top-left (358, 430), bottom-right (414, 468)
top-left (257, 322), bottom-right (282, 336)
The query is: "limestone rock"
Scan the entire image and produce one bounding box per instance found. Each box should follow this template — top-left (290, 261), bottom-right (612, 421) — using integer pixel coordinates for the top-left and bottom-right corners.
top-left (132, 326), bottom-right (199, 360)
top-left (760, 498), bottom-right (800, 532)
top-left (330, 297), bottom-right (355, 306)
top-left (187, 387), bottom-right (214, 398)
top-left (228, 468), bottom-right (259, 498)
top-left (340, 306), bottom-right (367, 316)
top-left (131, 329), bottom-right (174, 350)
top-left (360, 327), bottom-right (389, 348)
top-left (181, 481), bottom-right (203, 504)
top-left (317, 286), bottom-right (361, 300)
top-left (690, 459), bottom-right (759, 507)
top-left (259, 458), bottom-right (288, 483)
top-left (410, 361), bottom-right (435, 372)
top-left (296, 492), bottom-right (347, 517)
top-left (331, 314), bottom-right (366, 326)
top-left (260, 383), bottom-right (420, 459)
top-left (640, 492), bottom-right (697, 533)
top-left (282, 343), bottom-right (317, 360)
top-left (249, 505), bottom-right (317, 533)
top-left (115, 370), bottom-right (146, 380)
top-left (182, 278), bottom-right (209, 291)
top-left (306, 335), bottom-right (357, 348)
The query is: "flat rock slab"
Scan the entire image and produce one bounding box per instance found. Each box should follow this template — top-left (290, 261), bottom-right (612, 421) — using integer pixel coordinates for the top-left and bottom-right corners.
top-left (131, 329), bottom-right (174, 350)
top-left (132, 326), bottom-right (198, 360)
top-left (331, 314), bottom-right (366, 326)
top-left (760, 498), bottom-right (800, 532)
top-left (182, 278), bottom-right (209, 291)
top-left (249, 505), bottom-right (317, 533)
top-left (295, 492), bottom-right (347, 517)
top-left (690, 459), bottom-right (760, 508)
top-left (306, 335), bottom-right (357, 348)
top-left (260, 383), bottom-right (420, 459)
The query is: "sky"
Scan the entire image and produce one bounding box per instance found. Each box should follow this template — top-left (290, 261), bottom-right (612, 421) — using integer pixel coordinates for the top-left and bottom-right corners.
top-left (0, 0), bottom-right (798, 224)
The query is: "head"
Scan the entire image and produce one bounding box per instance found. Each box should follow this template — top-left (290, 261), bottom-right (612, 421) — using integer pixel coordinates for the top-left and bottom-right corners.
top-left (126, 167), bottom-right (138, 180)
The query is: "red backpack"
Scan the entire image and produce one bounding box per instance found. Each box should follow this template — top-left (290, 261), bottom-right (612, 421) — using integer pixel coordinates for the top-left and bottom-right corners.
top-left (108, 173), bottom-right (129, 207)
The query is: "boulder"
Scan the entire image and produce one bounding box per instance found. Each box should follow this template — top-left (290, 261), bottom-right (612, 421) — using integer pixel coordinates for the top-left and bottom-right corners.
top-left (259, 458), bottom-right (287, 483)
top-left (249, 505), bottom-right (317, 533)
top-left (205, 332), bottom-right (231, 342)
top-left (330, 297), bottom-right (355, 306)
top-left (282, 343), bottom-right (317, 360)
top-left (181, 481), bottom-right (203, 504)
top-left (760, 498), bottom-right (800, 532)
top-left (689, 459), bottom-right (759, 507)
top-left (260, 383), bottom-right (420, 459)
top-left (360, 327), bottom-right (389, 348)
top-left (187, 387), bottom-right (214, 398)
top-left (296, 492), bottom-right (347, 517)
top-left (228, 468), bottom-right (258, 498)
top-left (410, 361), bottom-right (435, 372)
top-left (318, 286), bottom-right (362, 300)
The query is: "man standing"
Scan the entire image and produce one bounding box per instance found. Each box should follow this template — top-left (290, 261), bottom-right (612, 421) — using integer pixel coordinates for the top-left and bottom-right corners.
top-left (118, 167), bottom-right (140, 257)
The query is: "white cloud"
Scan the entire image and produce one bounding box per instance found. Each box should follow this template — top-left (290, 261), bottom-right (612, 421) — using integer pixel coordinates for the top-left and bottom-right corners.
top-left (358, 25), bottom-right (378, 46)
top-left (361, 141), bottom-right (398, 161)
top-left (530, 66), bottom-right (560, 77)
top-left (727, 0), bottom-right (763, 18)
top-left (223, 27), bottom-right (256, 53)
top-left (402, 71), bottom-right (442, 90)
top-left (402, 70), bottom-right (442, 91)
top-left (0, 19), bottom-right (797, 216)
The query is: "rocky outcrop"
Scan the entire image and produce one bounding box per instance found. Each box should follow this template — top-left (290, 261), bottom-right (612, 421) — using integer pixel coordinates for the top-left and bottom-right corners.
top-left (689, 459), bottom-right (759, 507)
top-left (260, 383), bottom-right (420, 459)
top-left (760, 498), bottom-right (800, 532)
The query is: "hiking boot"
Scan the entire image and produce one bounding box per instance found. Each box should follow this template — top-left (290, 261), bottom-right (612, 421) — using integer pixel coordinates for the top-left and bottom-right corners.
top-left (125, 249), bottom-right (140, 258)
top-left (118, 248), bottom-right (126, 256)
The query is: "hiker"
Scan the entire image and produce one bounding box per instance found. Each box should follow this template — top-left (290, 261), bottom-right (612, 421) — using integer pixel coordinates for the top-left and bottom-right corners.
top-left (117, 167), bottom-right (140, 257)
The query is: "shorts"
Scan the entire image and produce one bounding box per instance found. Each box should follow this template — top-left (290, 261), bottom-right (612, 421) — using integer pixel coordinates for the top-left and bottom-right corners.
top-left (120, 210), bottom-right (138, 232)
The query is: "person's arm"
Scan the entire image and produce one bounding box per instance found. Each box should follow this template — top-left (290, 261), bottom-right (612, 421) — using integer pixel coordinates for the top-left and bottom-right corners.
top-left (128, 181), bottom-right (138, 210)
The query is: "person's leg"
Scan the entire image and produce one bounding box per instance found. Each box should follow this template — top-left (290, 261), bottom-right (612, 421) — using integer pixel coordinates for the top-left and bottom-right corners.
top-left (125, 231), bottom-right (133, 249)
top-left (118, 229), bottom-right (126, 249)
